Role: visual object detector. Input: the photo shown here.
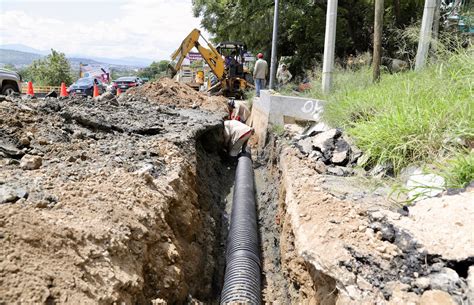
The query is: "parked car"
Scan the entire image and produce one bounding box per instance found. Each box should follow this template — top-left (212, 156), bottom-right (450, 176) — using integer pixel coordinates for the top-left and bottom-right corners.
top-left (68, 77), bottom-right (106, 97)
top-left (141, 77), bottom-right (150, 83)
top-left (0, 68), bottom-right (22, 95)
top-left (111, 76), bottom-right (142, 93)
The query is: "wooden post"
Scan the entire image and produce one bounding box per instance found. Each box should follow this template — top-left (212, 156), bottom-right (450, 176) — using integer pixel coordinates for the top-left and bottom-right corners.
top-left (373, 0), bottom-right (384, 82)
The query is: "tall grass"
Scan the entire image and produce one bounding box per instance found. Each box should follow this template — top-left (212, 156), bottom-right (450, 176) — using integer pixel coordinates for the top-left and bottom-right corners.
top-left (322, 50), bottom-right (473, 175)
top-left (437, 150), bottom-right (474, 189)
top-left (286, 67), bottom-right (373, 99)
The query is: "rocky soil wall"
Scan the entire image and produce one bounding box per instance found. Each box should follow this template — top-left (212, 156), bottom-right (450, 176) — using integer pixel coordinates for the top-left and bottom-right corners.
top-left (0, 81), bottom-right (231, 304)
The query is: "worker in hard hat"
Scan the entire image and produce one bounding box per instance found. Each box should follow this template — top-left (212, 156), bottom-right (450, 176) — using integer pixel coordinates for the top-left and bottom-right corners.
top-left (227, 99), bottom-right (251, 123)
top-left (253, 53), bottom-right (268, 97)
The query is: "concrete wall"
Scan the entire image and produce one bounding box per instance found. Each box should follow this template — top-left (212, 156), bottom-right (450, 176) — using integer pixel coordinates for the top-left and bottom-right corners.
top-left (249, 90), bottom-right (325, 148)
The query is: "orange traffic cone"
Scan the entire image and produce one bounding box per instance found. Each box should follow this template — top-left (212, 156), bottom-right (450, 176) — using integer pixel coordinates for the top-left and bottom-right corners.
top-left (60, 82), bottom-right (68, 97)
top-left (116, 88), bottom-right (121, 96)
top-left (93, 84), bottom-right (99, 97)
top-left (27, 81), bottom-right (35, 96)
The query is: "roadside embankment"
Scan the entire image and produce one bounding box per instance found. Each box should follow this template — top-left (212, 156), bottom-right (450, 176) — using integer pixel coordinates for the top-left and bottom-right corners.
top-left (322, 51), bottom-right (473, 181)
top-left (256, 128), bottom-right (473, 304)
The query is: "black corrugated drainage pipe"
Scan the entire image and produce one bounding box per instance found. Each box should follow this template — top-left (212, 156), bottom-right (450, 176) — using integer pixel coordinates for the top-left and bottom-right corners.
top-left (220, 151), bottom-right (261, 304)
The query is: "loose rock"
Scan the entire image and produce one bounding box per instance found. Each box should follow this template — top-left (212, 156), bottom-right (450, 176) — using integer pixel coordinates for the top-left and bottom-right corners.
top-left (0, 142), bottom-right (24, 158)
top-left (0, 185), bottom-right (28, 204)
top-left (414, 277), bottom-right (431, 290)
top-left (406, 169), bottom-right (445, 201)
top-left (369, 162), bottom-right (393, 177)
top-left (331, 150), bottom-right (349, 165)
top-left (296, 137), bottom-right (314, 155)
top-left (419, 290), bottom-right (457, 305)
top-left (303, 122), bottom-right (331, 136)
top-left (467, 266), bottom-right (474, 305)
top-left (312, 129), bottom-right (341, 157)
top-left (429, 268), bottom-right (460, 292)
top-left (326, 166), bottom-right (353, 177)
top-left (20, 155), bottom-right (43, 170)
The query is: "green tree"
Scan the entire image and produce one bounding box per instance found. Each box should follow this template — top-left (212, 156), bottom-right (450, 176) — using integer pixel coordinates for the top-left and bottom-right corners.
top-left (192, 0), bottom-right (424, 76)
top-left (3, 64), bottom-right (16, 71)
top-left (26, 49), bottom-right (72, 85)
top-left (138, 60), bottom-right (170, 80)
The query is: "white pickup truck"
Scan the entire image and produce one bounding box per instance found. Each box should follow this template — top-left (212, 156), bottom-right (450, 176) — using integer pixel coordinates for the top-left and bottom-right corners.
top-left (0, 68), bottom-right (22, 95)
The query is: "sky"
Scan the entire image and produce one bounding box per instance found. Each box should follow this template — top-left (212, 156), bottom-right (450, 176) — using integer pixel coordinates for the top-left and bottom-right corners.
top-left (0, 0), bottom-right (204, 61)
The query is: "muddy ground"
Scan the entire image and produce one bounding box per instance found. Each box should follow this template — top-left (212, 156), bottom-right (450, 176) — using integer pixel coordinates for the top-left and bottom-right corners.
top-left (0, 80), bottom-right (234, 304)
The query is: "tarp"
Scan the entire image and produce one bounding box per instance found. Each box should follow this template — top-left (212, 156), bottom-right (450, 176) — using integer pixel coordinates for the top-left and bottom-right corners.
top-left (80, 64), bottom-right (110, 83)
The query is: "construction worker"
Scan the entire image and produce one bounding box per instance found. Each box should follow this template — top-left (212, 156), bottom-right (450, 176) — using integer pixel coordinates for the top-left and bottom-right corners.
top-left (276, 64), bottom-right (292, 87)
top-left (227, 99), bottom-right (251, 123)
top-left (253, 53), bottom-right (268, 97)
top-left (224, 98), bottom-right (253, 156)
top-left (224, 120), bottom-right (253, 157)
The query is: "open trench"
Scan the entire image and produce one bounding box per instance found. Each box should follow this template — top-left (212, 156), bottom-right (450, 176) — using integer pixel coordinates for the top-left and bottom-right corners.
top-left (253, 134), bottom-right (322, 304)
top-left (128, 106), bottom-right (472, 304)
top-left (4, 89), bottom-right (471, 304)
top-left (0, 94), bottom-right (244, 304)
top-left (150, 118), bottom-right (472, 305)
top-left (251, 130), bottom-right (474, 305)
top-left (0, 88), bottom-right (282, 304)
top-left (0, 100), bottom-right (331, 304)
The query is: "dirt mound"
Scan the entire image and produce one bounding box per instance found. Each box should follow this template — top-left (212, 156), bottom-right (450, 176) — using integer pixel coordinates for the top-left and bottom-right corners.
top-left (126, 78), bottom-right (228, 113)
top-left (0, 94), bottom-right (232, 304)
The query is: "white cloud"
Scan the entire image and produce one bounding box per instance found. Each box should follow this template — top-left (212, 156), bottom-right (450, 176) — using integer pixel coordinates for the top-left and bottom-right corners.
top-left (0, 0), bottom-right (205, 60)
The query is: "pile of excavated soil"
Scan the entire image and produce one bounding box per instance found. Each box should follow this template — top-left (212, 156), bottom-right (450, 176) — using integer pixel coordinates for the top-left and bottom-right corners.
top-left (126, 78), bottom-right (228, 113)
top-left (0, 93), bottom-right (232, 304)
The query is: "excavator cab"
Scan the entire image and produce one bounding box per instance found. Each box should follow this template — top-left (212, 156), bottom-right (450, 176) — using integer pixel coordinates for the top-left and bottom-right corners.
top-left (216, 42), bottom-right (246, 78)
top-left (216, 42), bottom-right (253, 98)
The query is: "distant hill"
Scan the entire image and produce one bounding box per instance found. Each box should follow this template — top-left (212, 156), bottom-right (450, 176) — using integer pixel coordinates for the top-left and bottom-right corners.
top-left (0, 49), bottom-right (43, 66)
top-left (0, 49), bottom-right (150, 71)
top-left (0, 44), bottom-right (49, 55)
top-left (0, 44), bottom-right (154, 68)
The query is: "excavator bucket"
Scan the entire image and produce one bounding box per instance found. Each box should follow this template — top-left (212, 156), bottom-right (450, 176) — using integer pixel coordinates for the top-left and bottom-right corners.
top-left (167, 64), bottom-right (178, 79)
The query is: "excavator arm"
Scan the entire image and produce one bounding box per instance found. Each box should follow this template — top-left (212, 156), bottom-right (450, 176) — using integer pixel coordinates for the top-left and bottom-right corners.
top-left (169, 29), bottom-right (225, 80)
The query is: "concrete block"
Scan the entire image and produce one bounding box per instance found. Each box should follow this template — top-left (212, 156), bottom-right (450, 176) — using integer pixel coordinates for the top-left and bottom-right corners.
top-left (250, 90), bottom-right (326, 149)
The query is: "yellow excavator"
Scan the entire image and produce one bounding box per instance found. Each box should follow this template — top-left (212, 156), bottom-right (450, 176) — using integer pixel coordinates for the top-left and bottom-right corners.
top-left (169, 28), bottom-right (253, 99)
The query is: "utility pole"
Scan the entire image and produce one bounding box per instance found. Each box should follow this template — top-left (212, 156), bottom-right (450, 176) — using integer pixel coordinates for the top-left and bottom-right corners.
top-left (322, 0), bottom-right (338, 94)
top-left (415, 0), bottom-right (437, 71)
top-left (373, 0), bottom-right (384, 82)
top-left (269, 0), bottom-right (279, 89)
